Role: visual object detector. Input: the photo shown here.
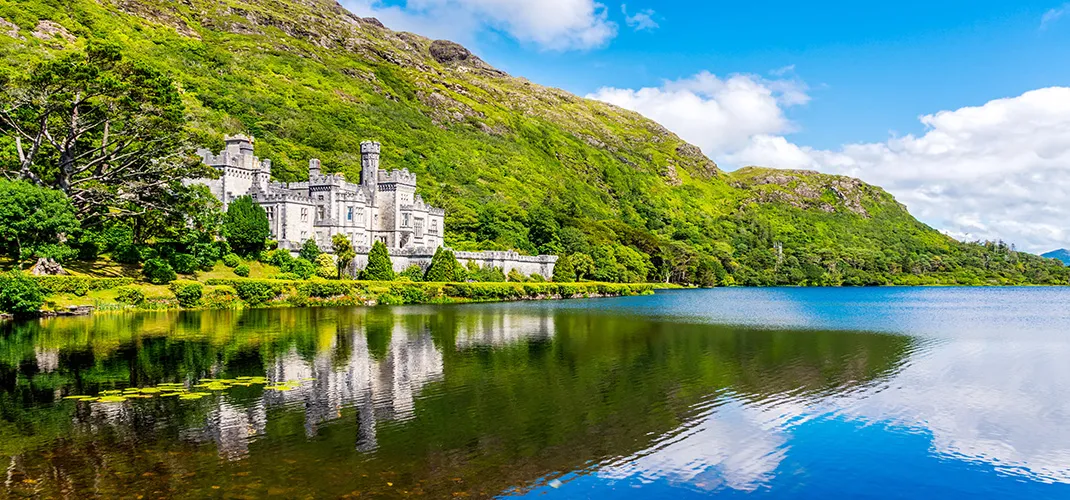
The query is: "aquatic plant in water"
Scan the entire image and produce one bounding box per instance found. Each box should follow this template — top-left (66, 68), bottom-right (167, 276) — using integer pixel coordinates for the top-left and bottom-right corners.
top-left (60, 377), bottom-right (315, 404)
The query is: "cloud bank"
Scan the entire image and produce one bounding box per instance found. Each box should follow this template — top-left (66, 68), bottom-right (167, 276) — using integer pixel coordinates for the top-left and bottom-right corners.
top-left (589, 74), bottom-right (1070, 253)
top-left (341, 0), bottom-right (618, 50)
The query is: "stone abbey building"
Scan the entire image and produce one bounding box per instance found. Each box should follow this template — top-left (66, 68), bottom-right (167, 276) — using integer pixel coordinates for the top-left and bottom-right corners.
top-left (192, 135), bottom-right (556, 277)
top-left (196, 135), bottom-right (445, 252)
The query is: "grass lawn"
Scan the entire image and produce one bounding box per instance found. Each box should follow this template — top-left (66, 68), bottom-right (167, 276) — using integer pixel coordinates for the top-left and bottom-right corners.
top-left (197, 261), bottom-right (281, 280)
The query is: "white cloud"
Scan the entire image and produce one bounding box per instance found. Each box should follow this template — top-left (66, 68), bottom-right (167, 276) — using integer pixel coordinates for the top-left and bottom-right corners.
top-left (587, 71), bottom-right (810, 157)
top-left (622, 5), bottom-right (659, 32)
top-left (1041, 3), bottom-right (1069, 30)
top-left (589, 70), bottom-right (1070, 253)
top-left (341, 0), bottom-right (618, 50)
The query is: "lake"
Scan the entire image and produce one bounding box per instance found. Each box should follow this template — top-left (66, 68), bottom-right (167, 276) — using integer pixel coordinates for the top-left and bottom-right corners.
top-left (1, 288), bottom-right (1069, 498)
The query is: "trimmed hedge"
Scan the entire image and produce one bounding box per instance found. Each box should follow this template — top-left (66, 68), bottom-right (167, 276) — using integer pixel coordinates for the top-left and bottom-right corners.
top-left (30, 276), bottom-right (135, 295)
top-left (169, 280), bottom-right (204, 308)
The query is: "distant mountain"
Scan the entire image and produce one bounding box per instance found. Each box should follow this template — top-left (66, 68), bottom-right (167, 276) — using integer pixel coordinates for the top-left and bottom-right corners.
top-left (1042, 249), bottom-right (1070, 265)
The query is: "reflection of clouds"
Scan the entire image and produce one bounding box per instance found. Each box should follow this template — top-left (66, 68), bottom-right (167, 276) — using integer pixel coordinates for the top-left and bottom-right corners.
top-left (833, 340), bottom-right (1070, 484)
top-left (454, 313), bottom-right (555, 348)
top-left (597, 395), bottom-right (808, 492)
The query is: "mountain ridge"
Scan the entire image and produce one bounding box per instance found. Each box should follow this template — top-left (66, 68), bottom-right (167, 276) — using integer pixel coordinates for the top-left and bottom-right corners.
top-left (1043, 249), bottom-right (1070, 265)
top-left (0, 0), bottom-right (1066, 285)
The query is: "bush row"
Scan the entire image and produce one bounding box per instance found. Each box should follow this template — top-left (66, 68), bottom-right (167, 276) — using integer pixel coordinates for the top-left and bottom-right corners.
top-left (31, 276), bottom-right (135, 295)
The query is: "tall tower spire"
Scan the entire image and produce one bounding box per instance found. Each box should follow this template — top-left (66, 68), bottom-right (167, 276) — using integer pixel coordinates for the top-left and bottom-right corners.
top-left (360, 141), bottom-right (380, 187)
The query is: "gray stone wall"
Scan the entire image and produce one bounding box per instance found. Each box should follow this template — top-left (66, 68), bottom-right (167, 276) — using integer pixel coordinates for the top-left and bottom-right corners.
top-left (339, 248), bottom-right (557, 278)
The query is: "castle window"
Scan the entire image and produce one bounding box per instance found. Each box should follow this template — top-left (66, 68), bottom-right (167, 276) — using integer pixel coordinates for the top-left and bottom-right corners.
top-left (317, 206), bottom-right (325, 221)
top-left (415, 219), bottom-right (424, 238)
top-left (431, 220), bottom-right (439, 235)
top-left (301, 208), bottom-right (309, 222)
top-left (347, 206), bottom-right (353, 221)
top-left (403, 213), bottom-right (411, 228)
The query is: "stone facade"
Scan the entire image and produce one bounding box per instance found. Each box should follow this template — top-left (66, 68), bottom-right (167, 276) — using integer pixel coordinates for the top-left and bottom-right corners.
top-left (191, 135), bottom-right (558, 277)
top-left (194, 135), bottom-right (444, 253)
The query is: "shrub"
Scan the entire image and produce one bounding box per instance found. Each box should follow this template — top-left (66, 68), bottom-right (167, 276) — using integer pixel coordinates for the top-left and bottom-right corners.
top-left (423, 247), bottom-right (457, 282)
top-left (266, 248), bottom-right (293, 269)
top-left (234, 264), bottom-right (250, 277)
top-left (299, 238), bottom-right (321, 262)
top-left (391, 283), bottom-right (428, 304)
top-left (115, 286), bottom-right (146, 305)
top-left (203, 286), bottom-right (242, 309)
top-left (169, 280), bottom-right (203, 308)
top-left (376, 293), bottom-right (403, 306)
top-left (223, 253), bottom-right (241, 268)
top-left (223, 196), bottom-right (270, 256)
top-left (552, 255), bottom-right (576, 282)
top-left (233, 280), bottom-right (278, 305)
top-left (0, 271), bottom-right (44, 316)
top-left (297, 280), bottom-right (352, 298)
top-left (529, 273), bottom-right (546, 283)
top-left (400, 265), bottom-right (424, 281)
top-left (30, 276), bottom-right (135, 294)
top-left (272, 272), bottom-right (300, 280)
top-left (113, 242), bottom-right (144, 264)
top-left (315, 254), bottom-right (335, 279)
top-left (171, 253), bottom-right (199, 275)
top-left (143, 259), bottom-right (177, 285)
top-left (364, 240), bottom-right (395, 281)
top-left (507, 269), bottom-right (527, 282)
top-left (290, 258), bottom-right (316, 279)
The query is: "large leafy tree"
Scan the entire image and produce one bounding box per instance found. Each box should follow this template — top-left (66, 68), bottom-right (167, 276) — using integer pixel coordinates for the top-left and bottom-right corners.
top-left (0, 179), bottom-right (79, 264)
top-left (0, 42), bottom-right (211, 221)
top-left (364, 240), bottom-right (395, 281)
top-left (223, 196), bottom-right (269, 256)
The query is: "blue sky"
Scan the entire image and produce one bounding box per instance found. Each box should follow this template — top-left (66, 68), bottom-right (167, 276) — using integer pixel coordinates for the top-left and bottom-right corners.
top-left (343, 0), bottom-right (1070, 252)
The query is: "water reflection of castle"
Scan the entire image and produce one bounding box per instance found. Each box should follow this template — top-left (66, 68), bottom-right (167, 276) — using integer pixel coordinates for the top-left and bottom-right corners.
top-left (71, 310), bottom-right (557, 460)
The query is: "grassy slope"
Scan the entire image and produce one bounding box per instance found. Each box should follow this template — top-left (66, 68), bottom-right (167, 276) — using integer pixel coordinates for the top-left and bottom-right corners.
top-left (0, 0), bottom-right (1065, 285)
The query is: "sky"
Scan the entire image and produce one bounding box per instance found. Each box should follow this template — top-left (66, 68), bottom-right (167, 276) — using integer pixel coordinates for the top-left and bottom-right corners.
top-left (340, 0), bottom-right (1070, 253)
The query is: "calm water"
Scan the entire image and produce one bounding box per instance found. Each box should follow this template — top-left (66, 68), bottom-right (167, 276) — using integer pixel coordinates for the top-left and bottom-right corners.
top-left (1, 288), bottom-right (1069, 498)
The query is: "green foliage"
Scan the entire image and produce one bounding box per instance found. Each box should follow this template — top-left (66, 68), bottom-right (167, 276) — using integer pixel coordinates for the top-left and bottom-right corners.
top-left (315, 254), bottom-right (335, 279)
top-left (29, 276), bottom-right (134, 294)
top-left (232, 281), bottom-right (279, 305)
top-left (170, 253), bottom-right (199, 275)
top-left (223, 253), bottom-right (241, 268)
top-left (529, 273), bottom-right (546, 282)
top-left (233, 264), bottom-right (250, 277)
top-left (364, 241), bottom-right (395, 281)
top-left (0, 42), bottom-right (210, 222)
top-left (400, 265), bottom-right (425, 281)
top-left (169, 280), bottom-right (203, 308)
top-left (468, 263), bottom-right (506, 282)
top-left (114, 286), bottom-right (145, 305)
top-left (0, 271), bottom-right (44, 315)
top-left (202, 286), bottom-right (241, 309)
top-left (290, 258), bottom-right (316, 279)
top-left (332, 234), bottom-right (356, 279)
top-left (0, 179), bottom-right (80, 263)
top-left (507, 269), bottom-right (527, 282)
top-left (142, 259), bottom-right (176, 285)
top-left (299, 239), bottom-right (321, 262)
top-left (223, 196), bottom-right (270, 256)
top-left (266, 248), bottom-right (294, 269)
top-left (423, 247), bottom-right (457, 282)
top-left (552, 255), bottom-right (577, 282)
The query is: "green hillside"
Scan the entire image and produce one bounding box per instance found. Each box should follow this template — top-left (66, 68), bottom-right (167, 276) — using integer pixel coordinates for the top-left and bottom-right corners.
top-left (1, 0), bottom-right (1066, 285)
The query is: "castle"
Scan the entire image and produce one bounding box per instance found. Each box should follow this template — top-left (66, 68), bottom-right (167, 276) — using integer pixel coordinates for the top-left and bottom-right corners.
top-left (195, 135), bottom-right (444, 253)
top-left (192, 135), bottom-right (557, 277)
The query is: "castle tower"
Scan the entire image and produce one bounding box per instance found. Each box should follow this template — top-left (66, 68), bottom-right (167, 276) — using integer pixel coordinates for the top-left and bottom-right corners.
top-left (360, 141), bottom-right (380, 188)
top-left (224, 135), bottom-right (256, 169)
top-left (309, 158), bottom-right (322, 177)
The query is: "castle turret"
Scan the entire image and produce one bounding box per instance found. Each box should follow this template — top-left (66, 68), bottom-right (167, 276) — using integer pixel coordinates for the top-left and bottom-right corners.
top-left (360, 141), bottom-right (380, 188)
top-left (309, 158), bottom-right (321, 177)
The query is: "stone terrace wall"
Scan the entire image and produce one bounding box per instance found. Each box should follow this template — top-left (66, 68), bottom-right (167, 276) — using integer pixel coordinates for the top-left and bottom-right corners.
top-left (339, 248), bottom-right (557, 278)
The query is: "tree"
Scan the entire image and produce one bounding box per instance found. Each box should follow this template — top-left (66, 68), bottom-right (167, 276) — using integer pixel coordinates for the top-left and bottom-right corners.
top-left (423, 247), bottom-right (457, 282)
top-left (552, 255), bottom-right (577, 282)
top-left (0, 271), bottom-right (44, 316)
top-left (0, 42), bottom-right (212, 221)
top-left (0, 179), bottom-right (79, 264)
top-left (570, 253), bottom-right (595, 281)
top-left (364, 240), bottom-right (395, 281)
top-left (223, 196), bottom-right (270, 256)
top-left (299, 238), bottom-right (321, 262)
top-left (332, 233), bottom-right (356, 279)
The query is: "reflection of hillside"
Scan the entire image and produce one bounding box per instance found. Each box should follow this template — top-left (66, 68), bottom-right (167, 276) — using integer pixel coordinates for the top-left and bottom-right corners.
top-left (0, 305), bottom-right (913, 498)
